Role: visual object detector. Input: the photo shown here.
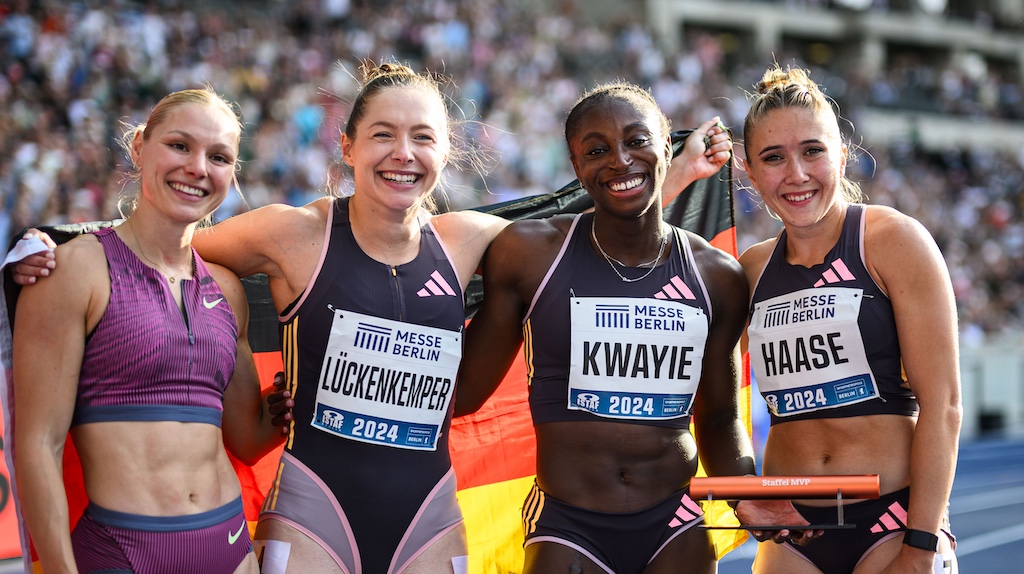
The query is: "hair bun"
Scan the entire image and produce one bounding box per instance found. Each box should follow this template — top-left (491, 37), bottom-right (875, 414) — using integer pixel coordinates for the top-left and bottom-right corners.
top-left (755, 65), bottom-right (819, 96)
top-left (362, 61), bottom-right (416, 84)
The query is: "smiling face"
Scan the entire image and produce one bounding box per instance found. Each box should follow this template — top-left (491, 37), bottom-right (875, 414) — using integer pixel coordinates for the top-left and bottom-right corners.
top-left (568, 97), bottom-right (671, 220)
top-left (131, 101), bottom-right (240, 224)
top-left (341, 85), bottom-right (450, 215)
top-left (743, 105), bottom-right (848, 230)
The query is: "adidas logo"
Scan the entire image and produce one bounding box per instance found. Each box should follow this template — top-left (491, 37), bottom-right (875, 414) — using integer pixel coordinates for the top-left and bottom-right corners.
top-left (417, 270), bottom-right (457, 297)
top-left (653, 275), bottom-right (696, 300)
top-left (813, 258), bottom-right (856, 287)
top-left (869, 500), bottom-right (908, 534)
top-left (668, 493), bottom-right (704, 528)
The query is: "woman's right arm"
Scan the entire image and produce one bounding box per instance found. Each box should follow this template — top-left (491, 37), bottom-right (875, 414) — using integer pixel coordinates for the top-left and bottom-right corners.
top-left (454, 219), bottom-right (563, 416)
top-left (193, 201), bottom-right (326, 280)
top-left (194, 200), bottom-right (330, 313)
top-left (453, 224), bottom-right (529, 416)
top-left (12, 238), bottom-right (106, 573)
top-left (7, 231), bottom-right (57, 285)
top-left (8, 202), bottom-right (313, 286)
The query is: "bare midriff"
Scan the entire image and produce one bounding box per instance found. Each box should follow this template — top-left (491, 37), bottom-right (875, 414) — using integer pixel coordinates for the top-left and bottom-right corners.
top-left (72, 420), bottom-right (240, 516)
top-left (762, 414), bottom-right (916, 506)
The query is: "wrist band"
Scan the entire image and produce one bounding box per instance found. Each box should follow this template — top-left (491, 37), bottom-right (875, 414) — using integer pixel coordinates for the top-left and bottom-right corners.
top-left (902, 529), bottom-right (939, 551)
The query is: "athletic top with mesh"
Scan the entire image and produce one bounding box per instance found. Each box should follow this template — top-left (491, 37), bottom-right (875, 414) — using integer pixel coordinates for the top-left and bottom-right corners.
top-left (278, 197), bottom-right (464, 573)
top-left (525, 212), bottom-right (714, 429)
top-left (72, 227), bottom-right (237, 427)
top-left (748, 204), bottom-right (918, 424)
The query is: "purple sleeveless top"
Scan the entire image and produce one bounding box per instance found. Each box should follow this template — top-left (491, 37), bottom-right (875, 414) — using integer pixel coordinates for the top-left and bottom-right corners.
top-left (72, 227), bottom-right (238, 427)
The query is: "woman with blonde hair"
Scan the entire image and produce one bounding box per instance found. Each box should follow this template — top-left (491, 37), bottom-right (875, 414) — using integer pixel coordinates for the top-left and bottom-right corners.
top-left (13, 88), bottom-right (285, 573)
top-left (738, 64), bottom-right (960, 573)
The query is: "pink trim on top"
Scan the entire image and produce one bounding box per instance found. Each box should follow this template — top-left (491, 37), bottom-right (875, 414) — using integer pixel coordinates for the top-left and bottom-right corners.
top-left (523, 214), bottom-right (581, 325)
top-left (426, 219), bottom-right (464, 298)
top-left (259, 451), bottom-right (360, 574)
top-left (857, 205), bottom-right (891, 300)
top-left (678, 229), bottom-right (715, 324)
top-left (389, 467), bottom-right (464, 574)
top-left (747, 230), bottom-right (784, 308)
top-left (280, 199), bottom-right (337, 323)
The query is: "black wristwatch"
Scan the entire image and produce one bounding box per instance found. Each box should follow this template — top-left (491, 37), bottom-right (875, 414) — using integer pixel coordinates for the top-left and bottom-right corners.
top-left (902, 529), bottom-right (939, 551)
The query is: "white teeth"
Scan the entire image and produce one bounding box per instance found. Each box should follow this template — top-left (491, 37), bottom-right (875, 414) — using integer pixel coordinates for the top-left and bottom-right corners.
top-left (381, 172), bottom-right (417, 183)
top-left (787, 191), bottom-right (813, 202)
top-left (610, 176), bottom-right (643, 192)
top-left (170, 182), bottom-right (205, 197)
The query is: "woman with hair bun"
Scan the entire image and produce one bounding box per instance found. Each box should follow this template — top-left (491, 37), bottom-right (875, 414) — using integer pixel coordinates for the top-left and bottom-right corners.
top-left (737, 64), bottom-right (961, 574)
top-left (197, 61), bottom-right (500, 574)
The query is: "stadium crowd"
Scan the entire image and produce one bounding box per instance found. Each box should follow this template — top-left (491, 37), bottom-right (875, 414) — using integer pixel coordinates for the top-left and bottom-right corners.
top-left (1, 0), bottom-right (1021, 338)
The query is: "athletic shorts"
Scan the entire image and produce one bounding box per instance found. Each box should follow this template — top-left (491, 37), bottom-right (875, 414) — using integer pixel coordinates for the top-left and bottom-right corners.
top-left (522, 481), bottom-right (705, 574)
top-left (786, 486), bottom-right (955, 574)
top-left (70, 497), bottom-right (251, 574)
top-left (259, 451), bottom-right (463, 574)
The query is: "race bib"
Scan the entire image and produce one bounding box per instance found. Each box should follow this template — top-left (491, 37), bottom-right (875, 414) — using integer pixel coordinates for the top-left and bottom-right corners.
top-left (312, 308), bottom-right (461, 450)
top-left (568, 297), bottom-right (707, 420)
top-left (748, 287), bottom-right (879, 416)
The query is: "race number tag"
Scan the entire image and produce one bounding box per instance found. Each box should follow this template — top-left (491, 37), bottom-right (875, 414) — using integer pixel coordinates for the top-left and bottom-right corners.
top-left (748, 287), bottom-right (879, 416)
top-left (568, 297), bottom-right (707, 420)
top-left (312, 309), bottom-right (461, 450)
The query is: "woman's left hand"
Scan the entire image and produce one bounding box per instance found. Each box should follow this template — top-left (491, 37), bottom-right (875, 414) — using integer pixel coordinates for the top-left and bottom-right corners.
top-left (267, 371), bottom-right (293, 436)
top-left (665, 116), bottom-right (733, 197)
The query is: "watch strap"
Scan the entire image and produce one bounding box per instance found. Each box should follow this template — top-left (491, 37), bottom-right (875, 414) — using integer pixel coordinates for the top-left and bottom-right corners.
top-left (902, 528), bottom-right (939, 551)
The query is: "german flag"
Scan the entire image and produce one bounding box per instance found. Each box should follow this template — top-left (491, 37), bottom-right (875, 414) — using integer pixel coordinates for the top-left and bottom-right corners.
top-left (0, 129), bottom-right (747, 572)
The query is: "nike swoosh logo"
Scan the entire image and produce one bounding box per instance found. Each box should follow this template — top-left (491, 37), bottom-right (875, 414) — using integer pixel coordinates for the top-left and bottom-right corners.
top-left (203, 297), bottom-right (224, 309)
top-left (228, 521), bottom-right (246, 545)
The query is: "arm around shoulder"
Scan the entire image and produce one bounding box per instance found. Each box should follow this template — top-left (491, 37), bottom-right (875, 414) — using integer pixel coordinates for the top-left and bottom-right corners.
top-left (431, 210), bottom-right (510, 288)
top-left (455, 218), bottom-right (563, 416)
top-left (195, 199), bottom-right (329, 281)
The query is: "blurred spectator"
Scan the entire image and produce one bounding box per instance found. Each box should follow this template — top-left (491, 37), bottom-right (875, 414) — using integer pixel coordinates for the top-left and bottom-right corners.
top-left (0, 0), bottom-right (1019, 338)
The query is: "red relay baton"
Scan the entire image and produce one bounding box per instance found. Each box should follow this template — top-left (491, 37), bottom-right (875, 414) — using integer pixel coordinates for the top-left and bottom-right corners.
top-left (690, 475), bottom-right (880, 500)
top-left (691, 475), bottom-right (880, 530)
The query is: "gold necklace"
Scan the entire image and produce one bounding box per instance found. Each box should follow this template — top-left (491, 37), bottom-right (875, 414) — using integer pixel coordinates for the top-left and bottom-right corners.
top-left (590, 219), bottom-right (668, 283)
top-left (125, 220), bottom-right (191, 283)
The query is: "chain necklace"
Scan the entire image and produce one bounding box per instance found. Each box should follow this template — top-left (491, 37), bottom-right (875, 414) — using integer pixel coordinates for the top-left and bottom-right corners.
top-left (590, 219), bottom-right (668, 283)
top-left (125, 220), bottom-right (191, 283)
